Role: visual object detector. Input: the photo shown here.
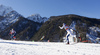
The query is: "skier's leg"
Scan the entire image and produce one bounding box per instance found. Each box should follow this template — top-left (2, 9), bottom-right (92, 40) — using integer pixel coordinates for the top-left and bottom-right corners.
top-left (13, 36), bottom-right (16, 40)
top-left (66, 34), bottom-right (70, 44)
top-left (12, 34), bottom-right (15, 40)
top-left (10, 35), bottom-right (12, 40)
top-left (74, 37), bottom-right (76, 42)
top-left (11, 35), bottom-right (13, 40)
top-left (13, 33), bottom-right (16, 40)
top-left (73, 35), bottom-right (77, 42)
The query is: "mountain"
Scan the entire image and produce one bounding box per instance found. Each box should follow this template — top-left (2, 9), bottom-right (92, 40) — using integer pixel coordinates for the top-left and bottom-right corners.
top-left (27, 14), bottom-right (48, 23)
top-left (0, 5), bottom-right (100, 43)
top-left (0, 5), bottom-right (13, 16)
top-left (31, 14), bottom-right (100, 42)
top-left (0, 5), bottom-right (22, 32)
top-left (0, 17), bottom-right (42, 40)
top-left (0, 5), bottom-right (49, 40)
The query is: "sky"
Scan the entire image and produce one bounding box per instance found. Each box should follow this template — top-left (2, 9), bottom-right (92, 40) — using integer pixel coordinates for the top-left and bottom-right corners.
top-left (0, 0), bottom-right (100, 19)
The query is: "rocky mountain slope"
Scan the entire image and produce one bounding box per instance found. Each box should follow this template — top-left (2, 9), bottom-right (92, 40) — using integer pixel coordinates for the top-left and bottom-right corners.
top-left (0, 17), bottom-right (42, 40)
top-left (32, 14), bottom-right (100, 42)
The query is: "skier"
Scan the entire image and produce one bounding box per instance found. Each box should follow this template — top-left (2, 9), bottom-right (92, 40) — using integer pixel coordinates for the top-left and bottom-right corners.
top-left (9, 29), bottom-right (16, 40)
top-left (59, 23), bottom-right (76, 44)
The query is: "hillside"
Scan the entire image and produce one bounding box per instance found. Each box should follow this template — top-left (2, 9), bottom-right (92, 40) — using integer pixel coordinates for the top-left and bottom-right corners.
top-left (0, 40), bottom-right (100, 55)
top-left (0, 17), bottom-right (42, 40)
top-left (32, 14), bottom-right (100, 42)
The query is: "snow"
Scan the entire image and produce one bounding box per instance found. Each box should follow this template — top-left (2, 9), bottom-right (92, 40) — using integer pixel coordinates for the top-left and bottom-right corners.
top-left (89, 26), bottom-right (100, 32)
top-left (27, 14), bottom-right (48, 23)
top-left (86, 34), bottom-right (97, 43)
top-left (0, 5), bottom-right (21, 32)
top-left (0, 40), bottom-right (100, 55)
top-left (86, 26), bottom-right (100, 43)
top-left (0, 5), bottom-right (13, 16)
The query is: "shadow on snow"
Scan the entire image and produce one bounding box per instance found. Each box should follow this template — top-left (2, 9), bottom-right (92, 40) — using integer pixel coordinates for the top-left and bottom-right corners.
top-left (0, 41), bottom-right (38, 46)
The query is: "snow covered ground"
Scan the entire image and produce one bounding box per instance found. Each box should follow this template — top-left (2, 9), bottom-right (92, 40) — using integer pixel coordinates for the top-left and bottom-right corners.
top-left (0, 40), bottom-right (100, 55)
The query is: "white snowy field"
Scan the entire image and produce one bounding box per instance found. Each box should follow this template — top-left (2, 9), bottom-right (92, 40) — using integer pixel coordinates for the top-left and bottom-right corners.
top-left (0, 40), bottom-right (100, 55)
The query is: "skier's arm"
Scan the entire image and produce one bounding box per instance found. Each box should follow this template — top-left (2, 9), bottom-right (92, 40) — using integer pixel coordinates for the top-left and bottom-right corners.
top-left (15, 31), bottom-right (16, 33)
top-left (59, 25), bottom-right (64, 29)
top-left (69, 26), bottom-right (72, 29)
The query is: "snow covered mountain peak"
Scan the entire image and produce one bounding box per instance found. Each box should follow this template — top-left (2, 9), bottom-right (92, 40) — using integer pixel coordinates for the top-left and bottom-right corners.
top-left (29, 14), bottom-right (41, 17)
top-left (0, 5), bottom-right (13, 16)
top-left (0, 5), bottom-right (22, 32)
top-left (27, 14), bottom-right (48, 23)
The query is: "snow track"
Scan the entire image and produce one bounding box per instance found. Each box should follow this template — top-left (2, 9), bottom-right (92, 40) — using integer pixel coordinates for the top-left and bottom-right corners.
top-left (0, 40), bottom-right (100, 55)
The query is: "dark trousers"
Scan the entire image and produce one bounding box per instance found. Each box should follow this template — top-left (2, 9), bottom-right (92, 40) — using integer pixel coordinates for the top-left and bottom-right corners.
top-left (66, 34), bottom-right (70, 43)
top-left (10, 33), bottom-right (16, 39)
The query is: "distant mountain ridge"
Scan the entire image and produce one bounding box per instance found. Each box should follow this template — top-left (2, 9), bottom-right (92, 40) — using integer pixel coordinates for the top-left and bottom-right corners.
top-left (0, 5), bottom-right (48, 23)
top-left (27, 14), bottom-right (48, 23)
top-left (0, 5), bottom-right (47, 32)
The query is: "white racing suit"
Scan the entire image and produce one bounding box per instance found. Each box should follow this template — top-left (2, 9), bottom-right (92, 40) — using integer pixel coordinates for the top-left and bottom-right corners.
top-left (59, 23), bottom-right (76, 44)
